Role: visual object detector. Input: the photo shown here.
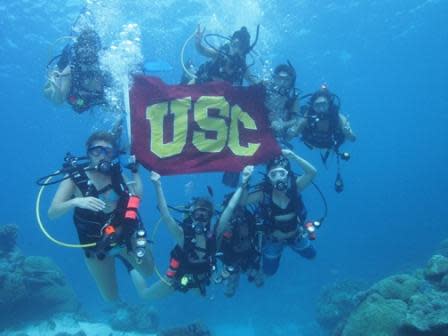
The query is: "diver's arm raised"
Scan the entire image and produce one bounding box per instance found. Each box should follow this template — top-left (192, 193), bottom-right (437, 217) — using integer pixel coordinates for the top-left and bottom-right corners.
top-left (340, 114), bottom-right (356, 142)
top-left (195, 24), bottom-right (217, 58)
top-left (129, 170), bottom-right (143, 197)
top-left (43, 65), bottom-right (71, 105)
top-left (216, 166), bottom-right (254, 238)
top-left (150, 171), bottom-right (184, 247)
top-left (281, 149), bottom-right (317, 192)
top-left (125, 156), bottom-right (143, 198)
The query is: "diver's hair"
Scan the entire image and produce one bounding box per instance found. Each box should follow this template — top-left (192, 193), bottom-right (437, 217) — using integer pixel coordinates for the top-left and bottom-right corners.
top-left (190, 197), bottom-right (214, 214)
top-left (308, 86), bottom-right (341, 117)
top-left (274, 63), bottom-right (296, 85)
top-left (310, 87), bottom-right (333, 106)
top-left (232, 27), bottom-right (251, 52)
top-left (266, 155), bottom-right (291, 172)
top-left (76, 29), bottom-right (101, 51)
top-left (86, 131), bottom-right (118, 150)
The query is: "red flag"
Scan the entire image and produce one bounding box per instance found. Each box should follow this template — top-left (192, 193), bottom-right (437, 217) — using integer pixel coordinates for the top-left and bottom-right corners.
top-left (130, 75), bottom-right (280, 175)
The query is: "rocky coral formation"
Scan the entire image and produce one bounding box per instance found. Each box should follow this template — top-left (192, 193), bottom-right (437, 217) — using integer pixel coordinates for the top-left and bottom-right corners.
top-left (435, 239), bottom-right (448, 258)
top-left (316, 243), bottom-right (448, 336)
top-left (341, 293), bottom-right (408, 336)
top-left (424, 254), bottom-right (448, 282)
top-left (0, 224), bottom-right (78, 330)
top-left (316, 281), bottom-right (366, 334)
top-left (0, 314), bottom-right (214, 336)
top-left (0, 313), bottom-right (157, 336)
top-left (108, 303), bottom-right (159, 333)
top-left (158, 322), bottom-right (212, 336)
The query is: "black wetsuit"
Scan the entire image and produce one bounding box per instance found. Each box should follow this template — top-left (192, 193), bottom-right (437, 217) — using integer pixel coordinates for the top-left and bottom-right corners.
top-left (257, 181), bottom-right (316, 276)
top-left (219, 210), bottom-right (260, 272)
top-left (166, 221), bottom-right (216, 296)
top-left (195, 44), bottom-right (247, 85)
top-left (71, 165), bottom-right (137, 259)
top-left (260, 183), bottom-right (307, 235)
top-left (301, 106), bottom-right (345, 149)
top-left (57, 44), bottom-right (108, 113)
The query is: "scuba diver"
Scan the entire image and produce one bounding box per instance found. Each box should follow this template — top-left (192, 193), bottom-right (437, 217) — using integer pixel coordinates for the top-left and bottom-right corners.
top-left (46, 131), bottom-right (153, 301)
top-left (189, 25), bottom-right (259, 85)
top-left (214, 166), bottom-right (264, 297)
top-left (243, 149), bottom-right (317, 277)
top-left (44, 28), bottom-right (110, 113)
top-left (263, 62), bottom-right (301, 148)
top-left (297, 85), bottom-right (356, 192)
top-left (135, 171), bottom-right (216, 299)
top-left (183, 25), bottom-right (259, 187)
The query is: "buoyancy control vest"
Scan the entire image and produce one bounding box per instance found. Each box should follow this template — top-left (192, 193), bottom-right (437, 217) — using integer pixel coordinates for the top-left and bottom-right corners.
top-left (258, 176), bottom-right (307, 234)
top-left (301, 105), bottom-right (345, 149)
top-left (265, 84), bottom-right (298, 120)
top-left (195, 44), bottom-right (247, 85)
top-left (67, 60), bottom-right (107, 113)
top-left (56, 43), bottom-right (107, 113)
top-left (71, 163), bottom-right (137, 254)
top-left (166, 218), bottom-right (216, 295)
top-left (220, 209), bottom-right (259, 268)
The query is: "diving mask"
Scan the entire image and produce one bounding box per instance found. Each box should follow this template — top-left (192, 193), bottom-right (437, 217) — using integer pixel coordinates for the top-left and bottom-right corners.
top-left (88, 145), bottom-right (117, 159)
top-left (268, 167), bottom-right (289, 191)
top-left (192, 206), bottom-right (211, 222)
top-left (191, 207), bottom-right (212, 234)
top-left (272, 73), bottom-right (293, 96)
top-left (312, 98), bottom-right (330, 114)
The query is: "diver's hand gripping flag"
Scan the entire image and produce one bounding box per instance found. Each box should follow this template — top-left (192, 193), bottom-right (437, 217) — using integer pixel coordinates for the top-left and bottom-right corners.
top-left (130, 75), bottom-right (281, 174)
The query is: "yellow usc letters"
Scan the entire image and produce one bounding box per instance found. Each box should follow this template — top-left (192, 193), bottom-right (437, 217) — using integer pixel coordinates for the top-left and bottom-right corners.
top-left (146, 96), bottom-right (261, 159)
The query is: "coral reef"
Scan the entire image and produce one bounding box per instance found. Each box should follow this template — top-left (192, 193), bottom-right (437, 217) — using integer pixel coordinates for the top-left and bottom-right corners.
top-left (342, 294), bottom-right (407, 336)
top-left (108, 303), bottom-right (159, 333)
top-left (158, 322), bottom-right (212, 336)
top-left (0, 225), bottom-right (78, 330)
top-left (0, 313), bottom-right (216, 336)
top-left (315, 281), bottom-right (366, 334)
top-left (435, 239), bottom-right (448, 257)
top-left (316, 241), bottom-right (448, 336)
top-left (0, 224), bottom-right (163, 335)
top-left (424, 254), bottom-right (448, 282)
top-left (0, 313), bottom-right (158, 336)
top-left (0, 313), bottom-right (215, 336)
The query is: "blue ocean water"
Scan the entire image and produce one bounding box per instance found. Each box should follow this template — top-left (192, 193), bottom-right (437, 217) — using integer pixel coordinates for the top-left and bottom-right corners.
top-left (1, 0), bottom-right (447, 334)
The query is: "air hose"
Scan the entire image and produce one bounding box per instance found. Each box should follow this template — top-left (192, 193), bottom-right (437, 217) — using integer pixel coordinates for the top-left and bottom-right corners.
top-left (180, 30), bottom-right (198, 80)
top-left (35, 174), bottom-right (96, 249)
top-left (149, 217), bottom-right (172, 286)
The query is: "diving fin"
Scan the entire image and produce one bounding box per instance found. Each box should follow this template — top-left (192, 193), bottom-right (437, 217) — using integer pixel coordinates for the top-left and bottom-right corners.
top-left (222, 172), bottom-right (240, 188)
